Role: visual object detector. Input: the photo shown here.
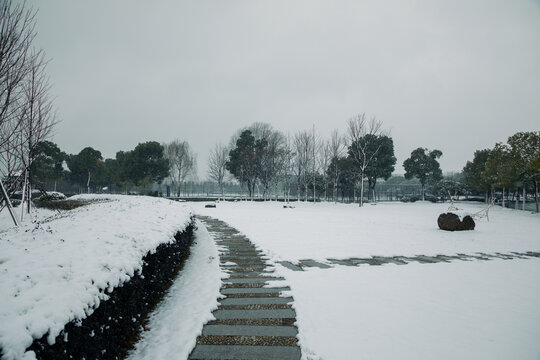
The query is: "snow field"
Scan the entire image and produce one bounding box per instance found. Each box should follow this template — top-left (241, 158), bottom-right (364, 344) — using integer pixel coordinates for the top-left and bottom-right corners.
top-left (194, 200), bottom-right (540, 360)
top-left (275, 259), bottom-right (540, 360)
top-left (0, 195), bottom-right (193, 360)
top-left (194, 201), bottom-right (540, 261)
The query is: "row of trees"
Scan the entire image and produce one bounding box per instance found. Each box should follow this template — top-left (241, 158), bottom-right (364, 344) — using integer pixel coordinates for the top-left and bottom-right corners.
top-left (208, 116), bottom-right (402, 206)
top-left (0, 1), bottom-right (56, 223)
top-left (28, 139), bottom-right (197, 196)
top-left (463, 131), bottom-right (540, 212)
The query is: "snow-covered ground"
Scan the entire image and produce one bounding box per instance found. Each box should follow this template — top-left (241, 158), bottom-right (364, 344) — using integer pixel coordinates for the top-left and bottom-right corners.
top-left (194, 201), bottom-right (540, 261)
top-left (2, 198), bottom-right (539, 359)
top-left (127, 220), bottom-right (225, 360)
top-left (194, 200), bottom-right (540, 360)
top-left (0, 195), bottom-right (193, 360)
top-left (275, 259), bottom-right (540, 360)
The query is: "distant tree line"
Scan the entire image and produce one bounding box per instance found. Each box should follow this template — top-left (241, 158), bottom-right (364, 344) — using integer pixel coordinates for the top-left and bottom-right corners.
top-left (209, 117), bottom-right (400, 207)
top-left (17, 119), bottom-right (539, 214)
top-left (26, 139), bottom-right (197, 196)
top-left (462, 131), bottom-right (540, 212)
top-left (209, 121), bottom-right (539, 213)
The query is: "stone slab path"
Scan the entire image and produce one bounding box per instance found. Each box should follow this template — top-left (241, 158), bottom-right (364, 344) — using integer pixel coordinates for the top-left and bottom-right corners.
top-left (189, 216), bottom-right (301, 360)
top-left (278, 251), bottom-right (540, 271)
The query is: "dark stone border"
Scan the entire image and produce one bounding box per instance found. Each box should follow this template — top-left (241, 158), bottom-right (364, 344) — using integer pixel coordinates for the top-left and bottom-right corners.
top-left (27, 218), bottom-right (196, 360)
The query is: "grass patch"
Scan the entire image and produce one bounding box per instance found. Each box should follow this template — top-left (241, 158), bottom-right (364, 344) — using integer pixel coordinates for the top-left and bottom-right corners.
top-left (33, 199), bottom-right (92, 211)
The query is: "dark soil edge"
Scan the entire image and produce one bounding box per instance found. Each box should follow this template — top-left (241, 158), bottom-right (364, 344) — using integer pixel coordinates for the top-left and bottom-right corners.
top-left (26, 218), bottom-right (196, 360)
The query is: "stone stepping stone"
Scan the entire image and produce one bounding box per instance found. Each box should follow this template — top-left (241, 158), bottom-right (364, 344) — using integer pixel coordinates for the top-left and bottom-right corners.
top-left (221, 287), bottom-right (290, 295)
top-left (196, 335), bottom-right (298, 346)
top-left (227, 272), bottom-right (275, 277)
top-left (435, 255), bottom-right (461, 262)
top-left (207, 318), bottom-right (296, 326)
top-left (220, 297), bottom-right (294, 306)
top-left (348, 257), bottom-right (385, 266)
top-left (189, 345), bottom-right (300, 360)
top-left (203, 325), bottom-right (298, 337)
top-left (277, 261), bottom-right (303, 271)
top-left (191, 216), bottom-right (301, 360)
top-left (213, 309), bottom-right (297, 319)
top-left (456, 253), bottom-right (492, 261)
top-left (327, 258), bottom-right (357, 266)
top-left (372, 256), bottom-right (407, 265)
top-left (509, 252), bottom-right (530, 259)
top-left (226, 277), bottom-right (285, 284)
top-left (298, 259), bottom-right (332, 269)
top-left (415, 255), bottom-right (446, 263)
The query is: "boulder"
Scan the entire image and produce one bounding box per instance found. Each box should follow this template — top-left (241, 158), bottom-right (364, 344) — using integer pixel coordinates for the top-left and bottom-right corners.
top-left (459, 215), bottom-right (476, 230)
top-left (438, 212), bottom-right (475, 231)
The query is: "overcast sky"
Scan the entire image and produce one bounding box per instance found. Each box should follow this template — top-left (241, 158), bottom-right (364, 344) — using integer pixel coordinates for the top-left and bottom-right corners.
top-left (28, 0), bottom-right (540, 178)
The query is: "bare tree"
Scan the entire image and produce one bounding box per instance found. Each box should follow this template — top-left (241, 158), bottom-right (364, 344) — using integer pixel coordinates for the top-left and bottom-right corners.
top-left (164, 139), bottom-right (196, 197)
top-left (17, 51), bottom-right (56, 215)
top-left (311, 125), bottom-right (321, 202)
top-left (208, 143), bottom-right (228, 201)
top-left (318, 138), bottom-right (332, 201)
top-left (282, 133), bottom-right (295, 203)
top-left (347, 113), bottom-right (383, 207)
top-left (258, 129), bottom-right (286, 200)
top-left (328, 129), bottom-right (345, 203)
top-left (294, 130), bottom-right (315, 201)
top-left (0, 1), bottom-right (56, 223)
top-left (0, 0), bottom-right (37, 149)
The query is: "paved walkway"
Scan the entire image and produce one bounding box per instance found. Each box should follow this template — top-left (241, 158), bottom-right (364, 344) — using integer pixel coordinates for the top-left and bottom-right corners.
top-left (189, 216), bottom-right (301, 360)
top-left (278, 251), bottom-right (540, 271)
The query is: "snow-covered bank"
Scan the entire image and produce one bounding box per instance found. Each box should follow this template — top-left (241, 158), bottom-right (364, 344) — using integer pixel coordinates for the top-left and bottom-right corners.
top-left (0, 195), bottom-right (193, 360)
top-left (194, 201), bottom-right (540, 261)
top-left (127, 221), bottom-right (225, 360)
top-left (276, 259), bottom-right (540, 360)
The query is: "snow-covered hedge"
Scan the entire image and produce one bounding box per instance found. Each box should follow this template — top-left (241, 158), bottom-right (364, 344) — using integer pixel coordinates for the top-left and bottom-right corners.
top-left (0, 195), bottom-right (193, 360)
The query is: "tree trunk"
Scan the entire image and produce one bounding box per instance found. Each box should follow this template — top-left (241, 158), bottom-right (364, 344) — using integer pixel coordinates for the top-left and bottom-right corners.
top-left (421, 183), bottom-right (425, 201)
top-left (26, 182), bottom-right (32, 214)
top-left (20, 170), bottom-right (27, 222)
top-left (87, 170), bottom-right (91, 194)
top-left (522, 186), bottom-right (526, 211)
top-left (502, 187), bottom-right (505, 208)
top-left (359, 176), bottom-right (365, 207)
top-left (0, 179), bottom-right (19, 226)
top-left (534, 180), bottom-right (539, 213)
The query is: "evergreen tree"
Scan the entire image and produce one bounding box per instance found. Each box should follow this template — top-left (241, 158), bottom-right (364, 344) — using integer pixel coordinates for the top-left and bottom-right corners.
top-left (66, 147), bottom-right (103, 193)
top-left (463, 149), bottom-right (491, 201)
top-left (403, 148), bottom-right (443, 201)
top-left (30, 141), bottom-right (65, 188)
top-left (226, 130), bottom-right (261, 198)
top-left (362, 135), bottom-right (396, 200)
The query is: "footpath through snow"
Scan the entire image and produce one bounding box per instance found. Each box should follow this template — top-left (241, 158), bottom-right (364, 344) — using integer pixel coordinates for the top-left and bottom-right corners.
top-left (0, 195), bottom-right (192, 360)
